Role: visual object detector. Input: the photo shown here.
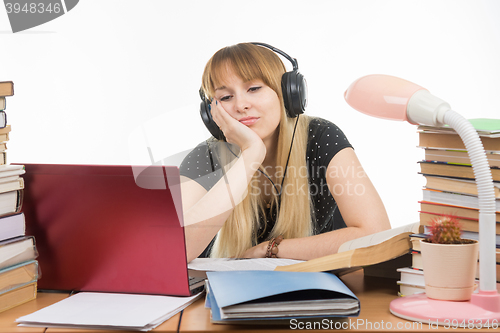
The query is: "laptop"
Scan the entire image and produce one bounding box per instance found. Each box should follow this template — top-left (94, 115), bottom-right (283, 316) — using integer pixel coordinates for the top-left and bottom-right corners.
top-left (20, 163), bottom-right (204, 296)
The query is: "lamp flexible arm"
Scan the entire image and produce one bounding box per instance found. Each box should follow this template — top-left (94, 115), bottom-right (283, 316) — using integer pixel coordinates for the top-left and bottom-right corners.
top-left (443, 110), bottom-right (497, 292)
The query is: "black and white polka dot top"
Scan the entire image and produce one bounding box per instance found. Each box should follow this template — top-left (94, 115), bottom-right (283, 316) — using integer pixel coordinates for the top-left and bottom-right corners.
top-left (180, 117), bottom-right (353, 256)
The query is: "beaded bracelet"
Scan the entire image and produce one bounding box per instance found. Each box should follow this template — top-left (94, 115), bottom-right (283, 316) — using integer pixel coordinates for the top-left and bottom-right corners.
top-left (265, 235), bottom-right (284, 258)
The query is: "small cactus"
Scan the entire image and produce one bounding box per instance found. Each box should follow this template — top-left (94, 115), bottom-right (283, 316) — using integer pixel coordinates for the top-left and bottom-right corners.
top-left (427, 215), bottom-right (463, 244)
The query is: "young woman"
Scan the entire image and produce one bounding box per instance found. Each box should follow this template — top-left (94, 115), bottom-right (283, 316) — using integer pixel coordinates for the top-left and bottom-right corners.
top-left (180, 43), bottom-right (390, 263)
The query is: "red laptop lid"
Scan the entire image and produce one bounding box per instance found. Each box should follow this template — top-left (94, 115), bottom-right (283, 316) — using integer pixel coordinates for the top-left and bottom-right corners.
top-left (21, 164), bottom-right (192, 296)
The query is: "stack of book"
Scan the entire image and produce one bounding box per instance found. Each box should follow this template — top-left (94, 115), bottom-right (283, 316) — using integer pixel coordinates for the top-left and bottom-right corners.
top-left (396, 234), bottom-right (426, 296)
top-left (398, 235), bottom-right (500, 296)
top-left (397, 118), bottom-right (500, 296)
top-left (0, 81), bottom-right (38, 313)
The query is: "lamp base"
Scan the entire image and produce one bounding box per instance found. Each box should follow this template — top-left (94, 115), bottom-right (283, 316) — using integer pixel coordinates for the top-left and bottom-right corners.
top-left (390, 291), bottom-right (500, 327)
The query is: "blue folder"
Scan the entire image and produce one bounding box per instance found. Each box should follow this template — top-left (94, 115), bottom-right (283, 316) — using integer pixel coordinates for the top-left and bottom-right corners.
top-left (206, 270), bottom-right (360, 322)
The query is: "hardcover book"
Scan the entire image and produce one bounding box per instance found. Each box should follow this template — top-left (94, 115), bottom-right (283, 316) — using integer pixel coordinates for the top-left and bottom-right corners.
top-left (419, 212), bottom-right (500, 234)
top-left (396, 268), bottom-right (425, 296)
top-left (275, 222), bottom-right (421, 273)
top-left (419, 161), bottom-right (500, 182)
top-left (0, 82), bottom-right (14, 97)
top-left (0, 189), bottom-right (23, 217)
top-left (0, 111), bottom-right (6, 129)
top-left (423, 175), bottom-right (500, 199)
top-left (0, 236), bottom-right (37, 271)
top-left (0, 213), bottom-right (25, 242)
top-left (0, 260), bottom-right (38, 295)
top-left (0, 282), bottom-right (36, 314)
top-left (418, 119), bottom-right (500, 150)
top-left (0, 125), bottom-right (11, 143)
top-left (422, 189), bottom-right (500, 213)
top-left (420, 201), bottom-right (500, 223)
top-left (424, 148), bottom-right (500, 168)
top-left (418, 119), bottom-right (500, 137)
top-left (0, 164), bottom-right (24, 178)
top-left (0, 177), bottom-right (24, 194)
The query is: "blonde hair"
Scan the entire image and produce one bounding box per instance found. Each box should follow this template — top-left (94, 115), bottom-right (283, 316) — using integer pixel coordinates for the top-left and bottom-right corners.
top-left (201, 43), bottom-right (313, 258)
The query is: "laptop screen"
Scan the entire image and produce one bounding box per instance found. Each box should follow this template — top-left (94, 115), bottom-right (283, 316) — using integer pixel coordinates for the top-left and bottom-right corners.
top-left (21, 164), bottom-right (192, 296)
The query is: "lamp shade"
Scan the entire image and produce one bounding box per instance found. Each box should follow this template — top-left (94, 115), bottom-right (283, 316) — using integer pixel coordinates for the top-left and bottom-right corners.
top-left (344, 74), bottom-right (426, 123)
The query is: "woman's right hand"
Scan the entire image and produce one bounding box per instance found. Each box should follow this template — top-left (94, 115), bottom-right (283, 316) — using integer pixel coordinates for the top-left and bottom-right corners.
top-left (210, 98), bottom-right (266, 154)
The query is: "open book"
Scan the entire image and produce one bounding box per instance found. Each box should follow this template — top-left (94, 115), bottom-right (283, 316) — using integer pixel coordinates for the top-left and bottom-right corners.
top-left (275, 222), bottom-right (421, 273)
top-left (189, 223), bottom-right (421, 276)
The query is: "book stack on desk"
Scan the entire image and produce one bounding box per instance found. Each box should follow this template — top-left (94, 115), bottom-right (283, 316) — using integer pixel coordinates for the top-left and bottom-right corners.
top-left (417, 119), bottom-right (500, 235)
top-left (205, 270), bottom-right (360, 323)
top-left (397, 119), bottom-right (500, 296)
top-left (0, 82), bottom-right (9, 163)
top-left (395, 233), bottom-right (426, 296)
top-left (0, 81), bottom-right (38, 313)
top-left (0, 82), bottom-right (24, 218)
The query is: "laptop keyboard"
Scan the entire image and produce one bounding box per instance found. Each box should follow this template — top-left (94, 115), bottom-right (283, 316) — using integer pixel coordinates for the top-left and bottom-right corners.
top-left (189, 276), bottom-right (205, 286)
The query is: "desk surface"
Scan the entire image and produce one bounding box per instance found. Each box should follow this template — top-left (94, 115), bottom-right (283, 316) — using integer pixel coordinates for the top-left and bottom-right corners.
top-left (0, 270), bottom-right (483, 332)
top-left (179, 271), bottom-right (477, 333)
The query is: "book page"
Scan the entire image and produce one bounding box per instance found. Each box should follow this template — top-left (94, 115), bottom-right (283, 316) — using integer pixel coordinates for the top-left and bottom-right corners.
top-left (337, 222), bottom-right (420, 253)
top-left (188, 258), bottom-right (304, 272)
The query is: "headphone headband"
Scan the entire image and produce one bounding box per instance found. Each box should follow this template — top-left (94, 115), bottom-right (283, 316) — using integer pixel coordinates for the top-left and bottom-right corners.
top-left (199, 42), bottom-right (307, 140)
top-left (250, 42), bottom-right (299, 71)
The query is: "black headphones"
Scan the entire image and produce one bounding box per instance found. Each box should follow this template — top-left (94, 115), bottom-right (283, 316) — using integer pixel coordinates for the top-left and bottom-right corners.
top-left (199, 42), bottom-right (308, 140)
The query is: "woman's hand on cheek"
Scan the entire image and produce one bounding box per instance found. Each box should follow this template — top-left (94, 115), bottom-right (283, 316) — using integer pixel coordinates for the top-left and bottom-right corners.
top-left (211, 99), bottom-right (265, 153)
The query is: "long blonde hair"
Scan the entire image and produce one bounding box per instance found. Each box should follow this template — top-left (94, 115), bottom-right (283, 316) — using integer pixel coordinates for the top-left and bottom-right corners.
top-left (201, 43), bottom-right (313, 257)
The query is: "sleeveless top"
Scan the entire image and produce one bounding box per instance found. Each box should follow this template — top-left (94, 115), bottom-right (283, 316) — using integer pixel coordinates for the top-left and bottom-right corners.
top-left (180, 117), bottom-right (353, 257)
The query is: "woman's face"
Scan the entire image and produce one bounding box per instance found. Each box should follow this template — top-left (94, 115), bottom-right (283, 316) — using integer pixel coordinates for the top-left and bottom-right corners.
top-left (214, 69), bottom-right (282, 146)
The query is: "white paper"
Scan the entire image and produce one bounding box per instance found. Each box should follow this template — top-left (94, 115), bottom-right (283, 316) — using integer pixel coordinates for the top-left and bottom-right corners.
top-left (188, 258), bottom-right (304, 272)
top-left (16, 292), bottom-right (202, 331)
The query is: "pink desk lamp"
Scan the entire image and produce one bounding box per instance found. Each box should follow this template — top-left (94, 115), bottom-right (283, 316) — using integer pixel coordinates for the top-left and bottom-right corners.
top-left (344, 74), bottom-right (500, 325)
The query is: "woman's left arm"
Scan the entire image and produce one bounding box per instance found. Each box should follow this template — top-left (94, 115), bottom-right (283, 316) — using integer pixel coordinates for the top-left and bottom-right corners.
top-left (242, 147), bottom-right (391, 260)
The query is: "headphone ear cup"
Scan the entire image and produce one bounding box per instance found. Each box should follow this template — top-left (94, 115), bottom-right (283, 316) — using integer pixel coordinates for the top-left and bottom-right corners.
top-left (281, 71), bottom-right (307, 118)
top-left (200, 100), bottom-right (226, 141)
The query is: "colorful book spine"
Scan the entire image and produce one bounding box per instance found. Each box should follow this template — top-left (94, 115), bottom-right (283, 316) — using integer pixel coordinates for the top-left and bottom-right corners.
top-left (398, 120), bottom-right (500, 296)
top-left (0, 81), bottom-right (39, 313)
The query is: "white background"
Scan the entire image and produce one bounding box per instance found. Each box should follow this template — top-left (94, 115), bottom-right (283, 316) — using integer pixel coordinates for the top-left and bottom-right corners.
top-left (1, 0), bottom-right (499, 228)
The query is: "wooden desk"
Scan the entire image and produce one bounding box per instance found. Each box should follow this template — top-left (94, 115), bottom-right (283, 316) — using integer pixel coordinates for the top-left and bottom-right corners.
top-left (0, 271), bottom-right (488, 332)
top-left (179, 270), bottom-right (481, 332)
top-left (0, 292), bottom-right (68, 333)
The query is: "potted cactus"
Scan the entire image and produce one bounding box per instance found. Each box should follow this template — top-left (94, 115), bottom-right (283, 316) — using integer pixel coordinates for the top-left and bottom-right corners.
top-left (420, 215), bottom-right (479, 301)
